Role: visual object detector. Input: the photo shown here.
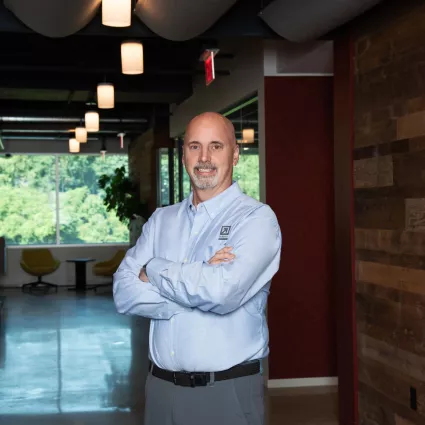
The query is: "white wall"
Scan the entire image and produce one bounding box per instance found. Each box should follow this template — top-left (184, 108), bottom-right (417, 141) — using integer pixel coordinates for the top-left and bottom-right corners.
top-left (263, 39), bottom-right (333, 76)
top-left (0, 244), bottom-right (129, 288)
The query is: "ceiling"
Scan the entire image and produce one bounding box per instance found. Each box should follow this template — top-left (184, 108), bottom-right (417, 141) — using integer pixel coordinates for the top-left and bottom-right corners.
top-left (0, 0), bottom-right (383, 144)
top-left (0, 0), bottom-right (275, 143)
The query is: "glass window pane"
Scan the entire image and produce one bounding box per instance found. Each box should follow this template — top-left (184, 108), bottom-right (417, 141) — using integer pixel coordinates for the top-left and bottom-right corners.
top-left (173, 147), bottom-right (180, 204)
top-left (0, 155), bottom-right (56, 245)
top-left (233, 148), bottom-right (260, 200)
top-left (222, 95), bottom-right (260, 200)
top-left (58, 154), bottom-right (129, 244)
top-left (182, 167), bottom-right (191, 198)
top-left (159, 149), bottom-right (169, 207)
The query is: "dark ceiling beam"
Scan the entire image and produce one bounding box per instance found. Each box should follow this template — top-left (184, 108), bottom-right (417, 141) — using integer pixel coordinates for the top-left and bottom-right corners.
top-left (1, 131), bottom-right (146, 139)
top-left (0, 122), bottom-right (147, 133)
top-left (0, 1), bottom-right (277, 38)
top-left (0, 100), bottom-right (170, 121)
top-left (0, 64), bottom-right (230, 77)
top-left (0, 70), bottom-right (193, 94)
top-left (1, 133), bottom-right (139, 141)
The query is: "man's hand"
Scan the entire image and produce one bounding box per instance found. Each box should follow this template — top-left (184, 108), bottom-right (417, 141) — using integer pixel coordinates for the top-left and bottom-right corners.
top-left (208, 246), bottom-right (235, 265)
top-left (139, 267), bottom-right (149, 282)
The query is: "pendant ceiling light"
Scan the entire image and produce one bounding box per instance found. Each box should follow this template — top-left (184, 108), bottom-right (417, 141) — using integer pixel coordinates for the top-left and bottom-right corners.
top-left (121, 41), bottom-right (144, 74)
top-left (241, 128), bottom-right (255, 143)
top-left (97, 83), bottom-right (114, 109)
top-left (75, 126), bottom-right (87, 143)
top-left (118, 132), bottom-right (125, 149)
top-left (100, 138), bottom-right (107, 160)
top-left (69, 138), bottom-right (79, 153)
top-left (85, 111), bottom-right (99, 132)
top-left (102, 0), bottom-right (131, 27)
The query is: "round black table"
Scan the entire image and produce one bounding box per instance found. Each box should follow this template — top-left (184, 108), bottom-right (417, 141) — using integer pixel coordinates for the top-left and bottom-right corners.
top-left (66, 258), bottom-right (96, 292)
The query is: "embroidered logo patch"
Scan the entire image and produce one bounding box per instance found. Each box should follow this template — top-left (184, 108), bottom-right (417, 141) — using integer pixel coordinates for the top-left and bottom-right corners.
top-left (219, 226), bottom-right (231, 240)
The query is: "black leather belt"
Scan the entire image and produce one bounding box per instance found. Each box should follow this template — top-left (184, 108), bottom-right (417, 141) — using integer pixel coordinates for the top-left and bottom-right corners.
top-left (150, 360), bottom-right (260, 387)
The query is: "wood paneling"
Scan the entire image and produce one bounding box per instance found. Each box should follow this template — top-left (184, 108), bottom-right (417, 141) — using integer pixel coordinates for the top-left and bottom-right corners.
top-left (357, 260), bottom-right (425, 295)
top-left (354, 2), bottom-right (425, 425)
top-left (354, 156), bottom-right (393, 189)
top-left (397, 112), bottom-right (425, 140)
top-left (355, 229), bottom-right (425, 256)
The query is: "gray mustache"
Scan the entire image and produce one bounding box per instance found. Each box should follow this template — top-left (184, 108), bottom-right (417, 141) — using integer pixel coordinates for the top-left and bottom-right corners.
top-left (194, 164), bottom-right (217, 171)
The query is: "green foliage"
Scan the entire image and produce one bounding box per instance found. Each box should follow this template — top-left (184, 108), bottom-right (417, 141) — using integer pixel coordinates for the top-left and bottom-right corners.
top-left (0, 155), bottom-right (55, 191)
top-left (59, 155), bottom-right (127, 193)
top-left (233, 150), bottom-right (260, 200)
top-left (98, 165), bottom-right (150, 225)
top-left (0, 154), bottom-right (130, 246)
top-left (0, 185), bottom-right (56, 245)
top-left (59, 187), bottom-right (129, 244)
top-left (159, 150), bottom-right (170, 206)
top-left (0, 148), bottom-right (260, 247)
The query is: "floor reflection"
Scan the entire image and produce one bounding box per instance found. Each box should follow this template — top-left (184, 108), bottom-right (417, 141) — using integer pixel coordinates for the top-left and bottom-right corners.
top-left (0, 289), bottom-right (338, 425)
top-left (0, 289), bottom-right (148, 425)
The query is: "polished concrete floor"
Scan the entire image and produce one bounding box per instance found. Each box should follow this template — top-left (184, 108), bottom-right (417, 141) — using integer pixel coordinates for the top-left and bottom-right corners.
top-left (0, 288), bottom-right (338, 425)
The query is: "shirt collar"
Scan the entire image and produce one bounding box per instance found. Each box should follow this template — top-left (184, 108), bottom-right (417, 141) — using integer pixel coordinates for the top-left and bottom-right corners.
top-left (188, 181), bottom-right (243, 218)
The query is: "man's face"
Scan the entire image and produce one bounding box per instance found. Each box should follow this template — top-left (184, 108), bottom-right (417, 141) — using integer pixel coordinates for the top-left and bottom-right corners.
top-left (183, 115), bottom-right (239, 191)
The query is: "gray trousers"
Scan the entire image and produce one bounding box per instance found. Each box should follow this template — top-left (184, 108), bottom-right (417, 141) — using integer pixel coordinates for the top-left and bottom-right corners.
top-left (144, 371), bottom-right (264, 425)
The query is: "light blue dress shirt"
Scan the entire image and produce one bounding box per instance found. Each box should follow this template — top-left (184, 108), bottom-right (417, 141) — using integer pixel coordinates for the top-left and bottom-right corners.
top-left (113, 181), bottom-right (282, 372)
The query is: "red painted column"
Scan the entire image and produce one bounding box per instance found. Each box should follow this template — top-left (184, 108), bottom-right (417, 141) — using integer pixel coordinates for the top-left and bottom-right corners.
top-left (265, 76), bottom-right (336, 380)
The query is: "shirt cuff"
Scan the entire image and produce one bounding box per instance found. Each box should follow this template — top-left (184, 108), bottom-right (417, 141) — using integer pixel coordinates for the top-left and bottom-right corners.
top-left (146, 257), bottom-right (173, 289)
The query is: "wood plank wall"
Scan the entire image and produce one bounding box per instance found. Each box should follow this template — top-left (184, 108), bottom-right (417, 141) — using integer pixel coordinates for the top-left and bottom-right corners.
top-left (354, 3), bottom-right (425, 424)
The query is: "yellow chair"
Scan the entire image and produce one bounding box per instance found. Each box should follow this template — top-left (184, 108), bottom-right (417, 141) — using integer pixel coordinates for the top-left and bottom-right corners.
top-left (20, 248), bottom-right (60, 292)
top-left (93, 249), bottom-right (126, 291)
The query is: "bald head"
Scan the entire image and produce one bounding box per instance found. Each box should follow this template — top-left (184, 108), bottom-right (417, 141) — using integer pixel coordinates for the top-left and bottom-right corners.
top-left (182, 111), bottom-right (239, 196)
top-left (184, 112), bottom-right (236, 147)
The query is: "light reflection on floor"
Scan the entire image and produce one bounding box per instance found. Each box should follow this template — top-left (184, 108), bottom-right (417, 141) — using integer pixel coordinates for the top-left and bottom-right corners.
top-left (0, 289), bottom-right (149, 425)
top-left (0, 289), bottom-right (339, 425)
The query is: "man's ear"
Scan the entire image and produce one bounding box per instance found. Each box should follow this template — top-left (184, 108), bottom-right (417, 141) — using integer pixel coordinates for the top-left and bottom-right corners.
top-left (233, 144), bottom-right (239, 166)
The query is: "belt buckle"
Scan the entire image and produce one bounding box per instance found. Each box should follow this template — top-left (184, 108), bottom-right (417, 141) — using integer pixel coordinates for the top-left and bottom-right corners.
top-left (190, 373), bottom-right (208, 387)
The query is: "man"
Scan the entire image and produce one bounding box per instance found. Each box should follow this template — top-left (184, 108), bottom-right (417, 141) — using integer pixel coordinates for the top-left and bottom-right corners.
top-left (113, 112), bottom-right (282, 425)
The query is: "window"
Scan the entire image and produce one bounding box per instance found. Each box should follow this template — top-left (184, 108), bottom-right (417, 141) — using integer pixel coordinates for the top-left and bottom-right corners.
top-left (158, 148), bottom-right (170, 207)
top-left (182, 166), bottom-right (191, 199)
top-left (223, 95), bottom-right (260, 200)
top-left (173, 147), bottom-right (180, 204)
top-left (233, 148), bottom-right (260, 200)
top-left (0, 154), bottom-right (129, 246)
top-left (158, 145), bottom-right (182, 207)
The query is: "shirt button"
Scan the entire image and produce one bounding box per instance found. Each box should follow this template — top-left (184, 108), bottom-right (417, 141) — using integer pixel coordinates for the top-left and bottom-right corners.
top-left (184, 258), bottom-right (187, 263)
top-left (171, 351), bottom-right (175, 356)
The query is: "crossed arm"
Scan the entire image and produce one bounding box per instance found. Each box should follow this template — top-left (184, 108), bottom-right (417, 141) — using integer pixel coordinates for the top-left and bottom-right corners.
top-left (113, 207), bottom-right (282, 319)
top-left (113, 211), bottom-right (191, 320)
